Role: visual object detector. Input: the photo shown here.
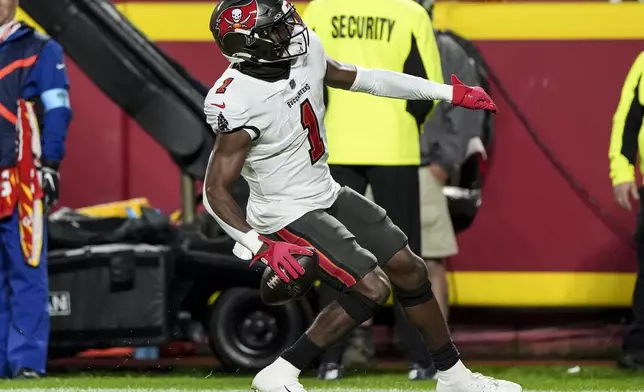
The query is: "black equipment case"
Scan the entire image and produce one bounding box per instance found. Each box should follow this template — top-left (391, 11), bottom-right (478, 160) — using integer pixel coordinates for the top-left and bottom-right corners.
top-left (48, 244), bottom-right (173, 349)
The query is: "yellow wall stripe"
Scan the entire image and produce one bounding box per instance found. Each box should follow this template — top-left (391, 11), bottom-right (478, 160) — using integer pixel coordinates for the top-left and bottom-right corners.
top-left (116, 3), bottom-right (216, 42)
top-left (445, 272), bottom-right (635, 307)
top-left (431, 2), bottom-right (644, 40)
top-left (18, 2), bottom-right (644, 42)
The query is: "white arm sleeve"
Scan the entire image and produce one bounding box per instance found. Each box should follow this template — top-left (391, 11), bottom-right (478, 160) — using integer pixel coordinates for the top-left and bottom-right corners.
top-left (202, 182), bottom-right (264, 260)
top-left (350, 66), bottom-right (453, 102)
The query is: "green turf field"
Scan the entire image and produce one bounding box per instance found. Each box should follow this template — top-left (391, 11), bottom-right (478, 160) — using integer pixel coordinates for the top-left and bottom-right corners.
top-left (0, 366), bottom-right (643, 391)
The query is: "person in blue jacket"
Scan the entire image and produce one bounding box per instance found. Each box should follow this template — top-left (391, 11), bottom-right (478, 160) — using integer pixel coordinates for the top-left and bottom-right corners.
top-left (0, 0), bottom-right (72, 379)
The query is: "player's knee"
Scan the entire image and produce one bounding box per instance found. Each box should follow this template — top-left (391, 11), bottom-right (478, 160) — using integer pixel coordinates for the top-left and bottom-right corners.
top-left (384, 247), bottom-right (429, 289)
top-left (355, 268), bottom-right (391, 306)
top-left (337, 269), bottom-right (390, 324)
top-left (338, 290), bottom-right (380, 325)
top-left (383, 248), bottom-right (434, 307)
top-left (337, 290), bottom-right (382, 325)
top-left (395, 279), bottom-right (433, 308)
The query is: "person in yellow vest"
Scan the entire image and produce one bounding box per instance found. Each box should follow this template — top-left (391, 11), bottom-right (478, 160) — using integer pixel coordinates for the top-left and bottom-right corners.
top-left (609, 51), bottom-right (644, 370)
top-left (303, 0), bottom-right (443, 380)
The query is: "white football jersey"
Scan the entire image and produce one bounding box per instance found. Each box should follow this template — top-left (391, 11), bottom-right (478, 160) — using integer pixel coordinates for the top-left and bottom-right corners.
top-left (204, 30), bottom-right (341, 234)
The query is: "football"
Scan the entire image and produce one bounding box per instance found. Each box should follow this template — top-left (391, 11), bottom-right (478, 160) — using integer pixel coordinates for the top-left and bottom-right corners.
top-left (260, 251), bottom-right (319, 306)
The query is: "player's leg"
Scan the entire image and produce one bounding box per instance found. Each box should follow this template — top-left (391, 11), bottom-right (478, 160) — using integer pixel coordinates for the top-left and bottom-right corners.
top-left (317, 164), bottom-right (370, 378)
top-left (315, 281), bottom-right (351, 380)
top-left (383, 247), bottom-right (450, 350)
top-left (4, 209), bottom-right (48, 378)
top-left (331, 185), bottom-right (433, 372)
top-left (332, 187), bottom-right (521, 391)
top-left (368, 165), bottom-right (436, 378)
top-left (251, 209), bottom-right (389, 392)
top-left (384, 247), bottom-right (521, 391)
top-left (391, 302), bottom-right (434, 378)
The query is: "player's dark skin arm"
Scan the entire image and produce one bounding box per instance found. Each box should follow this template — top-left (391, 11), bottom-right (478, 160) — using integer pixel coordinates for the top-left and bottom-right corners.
top-left (204, 131), bottom-right (268, 253)
top-left (324, 57), bottom-right (358, 90)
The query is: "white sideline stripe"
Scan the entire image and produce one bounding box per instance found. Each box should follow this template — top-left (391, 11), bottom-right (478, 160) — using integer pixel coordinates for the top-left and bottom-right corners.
top-left (2, 389), bottom-right (640, 392)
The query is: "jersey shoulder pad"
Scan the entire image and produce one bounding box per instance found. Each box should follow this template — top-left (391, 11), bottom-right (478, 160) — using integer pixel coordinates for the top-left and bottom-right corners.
top-left (306, 29), bottom-right (327, 68)
top-left (204, 82), bottom-right (249, 135)
top-left (308, 29), bottom-right (325, 54)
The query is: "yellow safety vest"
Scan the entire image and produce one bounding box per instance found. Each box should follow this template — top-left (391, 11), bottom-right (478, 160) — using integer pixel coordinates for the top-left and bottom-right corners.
top-left (303, 0), bottom-right (443, 166)
top-left (609, 51), bottom-right (644, 186)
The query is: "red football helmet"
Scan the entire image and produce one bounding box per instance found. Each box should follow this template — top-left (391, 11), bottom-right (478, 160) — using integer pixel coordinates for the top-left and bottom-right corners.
top-left (210, 0), bottom-right (309, 64)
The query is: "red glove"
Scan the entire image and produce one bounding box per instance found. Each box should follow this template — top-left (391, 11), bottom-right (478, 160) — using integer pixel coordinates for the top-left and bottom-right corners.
top-left (250, 236), bottom-right (312, 283)
top-left (451, 74), bottom-right (498, 113)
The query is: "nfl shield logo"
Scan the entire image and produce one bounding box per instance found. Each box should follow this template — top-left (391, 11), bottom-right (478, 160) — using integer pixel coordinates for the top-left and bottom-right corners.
top-left (290, 79), bottom-right (296, 89)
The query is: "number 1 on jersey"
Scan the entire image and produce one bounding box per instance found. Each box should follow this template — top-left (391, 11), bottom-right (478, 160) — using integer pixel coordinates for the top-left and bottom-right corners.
top-left (300, 99), bottom-right (325, 164)
top-left (216, 77), bottom-right (234, 94)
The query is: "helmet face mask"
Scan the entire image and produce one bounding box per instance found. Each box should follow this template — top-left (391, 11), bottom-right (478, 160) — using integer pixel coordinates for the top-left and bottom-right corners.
top-left (211, 0), bottom-right (309, 64)
top-left (251, 7), bottom-right (309, 63)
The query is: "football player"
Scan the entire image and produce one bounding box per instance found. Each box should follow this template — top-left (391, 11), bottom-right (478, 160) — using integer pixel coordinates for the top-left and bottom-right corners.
top-left (203, 1), bottom-right (520, 392)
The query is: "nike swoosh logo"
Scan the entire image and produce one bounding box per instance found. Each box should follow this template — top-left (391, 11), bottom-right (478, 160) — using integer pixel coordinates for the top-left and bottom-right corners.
top-left (213, 102), bottom-right (226, 109)
top-left (284, 387), bottom-right (291, 392)
top-left (56, 63), bottom-right (65, 70)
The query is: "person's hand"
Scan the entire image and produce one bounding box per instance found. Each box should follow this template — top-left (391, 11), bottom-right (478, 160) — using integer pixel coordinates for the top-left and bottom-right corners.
top-left (451, 74), bottom-right (498, 113)
top-left (428, 163), bottom-right (449, 185)
top-left (250, 236), bottom-right (312, 283)
top-left (613, 181), bottom-right (639, 211)
top-left (40, 162), bottom-right (60, 214)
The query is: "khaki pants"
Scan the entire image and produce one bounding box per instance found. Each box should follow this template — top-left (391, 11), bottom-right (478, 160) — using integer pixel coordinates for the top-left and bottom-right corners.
top-left (419, 168), bottom-right (458, 259)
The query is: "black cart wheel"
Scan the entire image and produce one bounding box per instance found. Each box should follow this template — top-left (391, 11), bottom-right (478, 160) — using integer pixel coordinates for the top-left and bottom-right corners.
top-left (206, 287), bottom-right (307, 371)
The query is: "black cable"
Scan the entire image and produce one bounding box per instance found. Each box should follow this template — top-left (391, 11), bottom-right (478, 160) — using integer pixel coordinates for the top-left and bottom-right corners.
top-left (479, 56), bottom-right (635, 248)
